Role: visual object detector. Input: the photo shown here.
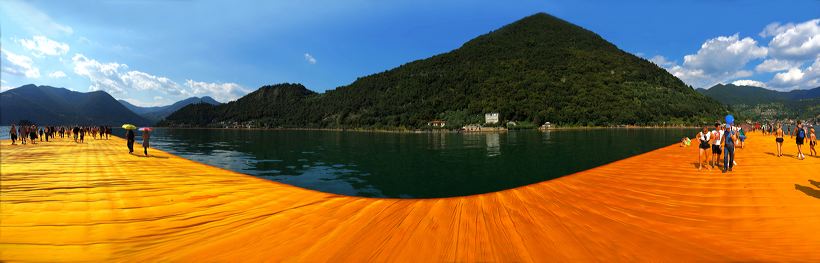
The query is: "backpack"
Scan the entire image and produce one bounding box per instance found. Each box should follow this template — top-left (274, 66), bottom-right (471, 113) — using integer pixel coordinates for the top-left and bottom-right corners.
top-left (797, 128), bottom-right (805, 139)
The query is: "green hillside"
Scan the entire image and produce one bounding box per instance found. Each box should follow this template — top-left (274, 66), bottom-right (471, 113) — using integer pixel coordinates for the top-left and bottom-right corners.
top-left (698, 84), bottom-right (820, 120)
top-left (163, 13), bottom-right (724, 129)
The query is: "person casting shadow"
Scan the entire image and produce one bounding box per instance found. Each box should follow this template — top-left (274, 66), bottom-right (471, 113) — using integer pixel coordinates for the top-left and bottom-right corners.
top-left (126, 129), bottom-right (135, 153)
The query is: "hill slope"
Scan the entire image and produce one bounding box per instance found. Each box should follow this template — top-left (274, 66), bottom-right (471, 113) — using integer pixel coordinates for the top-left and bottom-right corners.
top-left (119, 96), bottom-right (221, 122)
top-left (164, 13), bottom-right (724, 128)
top-left (698, 84), bottom-right (820, 120)
top-left (0, 84), bottom-right (151, 125)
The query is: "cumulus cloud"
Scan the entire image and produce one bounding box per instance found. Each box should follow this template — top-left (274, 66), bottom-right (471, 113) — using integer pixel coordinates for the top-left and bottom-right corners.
top-left (682, 34), bottom-right (767, 73)
top-left (649, 34), bottom-right (767, 88)
top-left (731, 79), bottom-right (767, 88)
top-left (304, 53), bottom-right (317, 64)
top-left (120, 70), bottom-right (183, 95)
top-left (184, 80), bottom-right (249, 102)
top-left (762, 19), bottom-right (820, 61)
top-left (1, 48), bottom-right (40, 78)
top-left (71, 53), bottom-right (247, 102)
top-left (755, 59), bottom-right (802, 73)
top-left (48, 70), bottom-right (67, 78)
top-left (17, 35), bottom-right (70, 57)
top-left (768, 58), bottom-right (820, 90)
top-left (650, 18), bottom-right (819, 91)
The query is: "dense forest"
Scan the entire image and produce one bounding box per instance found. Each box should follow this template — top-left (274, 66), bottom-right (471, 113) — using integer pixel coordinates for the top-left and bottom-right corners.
top-left (163, 13), bottom-right (725, 129)
top-left (698, 84), bottom-right (820, 120)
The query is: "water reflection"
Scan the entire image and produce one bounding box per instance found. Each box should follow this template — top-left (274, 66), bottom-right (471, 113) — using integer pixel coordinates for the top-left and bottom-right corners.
top-left (109, 128), bottom-right (696, 198)
top-left (486, 133), bottom-right (500, 157)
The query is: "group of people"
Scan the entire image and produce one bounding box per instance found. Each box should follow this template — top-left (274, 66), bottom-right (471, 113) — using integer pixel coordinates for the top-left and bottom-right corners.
top-left (694, 121), bottom-right (743, 173)
top-left (8, 122), bottom-right (154, 157)
top-left (687, 119), bottom-right (817, 172)
top-left (125, 128), bottom-right (151, 156)
top-left (8, 124), bottom-right (113, 145)
top-left (772, 120), bottom-right (816, 159)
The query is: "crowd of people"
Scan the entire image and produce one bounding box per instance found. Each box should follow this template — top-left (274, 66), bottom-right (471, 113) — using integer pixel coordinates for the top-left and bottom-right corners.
top-left (8, 124), bottom-right (113, 145)
top-left (686, 118), bottom-right (817, 173)
top-left (8, 123), bottom-right (153, 156)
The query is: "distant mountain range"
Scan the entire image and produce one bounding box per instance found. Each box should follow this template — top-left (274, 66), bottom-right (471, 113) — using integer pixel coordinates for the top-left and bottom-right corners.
top-left (0, 84), bottom-right (151, 126)
top-left (163, 13), bottom-right (724, 128)
top-left (697, 84), bottom-right (820, 120)
top-left (119, 96), bottom-right (220, 122)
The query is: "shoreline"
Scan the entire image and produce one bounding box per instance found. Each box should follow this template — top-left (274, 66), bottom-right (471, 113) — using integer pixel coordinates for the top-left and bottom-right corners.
top-left (144, 125), bottom-right (702, 134)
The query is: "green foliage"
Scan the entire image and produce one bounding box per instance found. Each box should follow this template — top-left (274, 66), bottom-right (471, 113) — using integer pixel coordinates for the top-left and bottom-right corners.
top-left (699, 84), bottom-right (820, 121)
top-left (164, 13), bottom-right (725, 129)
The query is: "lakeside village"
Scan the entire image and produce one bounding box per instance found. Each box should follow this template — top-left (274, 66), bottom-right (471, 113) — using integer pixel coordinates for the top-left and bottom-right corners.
top-left (214, 112), bottom-right (553, 132)
top-left (209, 111), bottom-right (817, 132)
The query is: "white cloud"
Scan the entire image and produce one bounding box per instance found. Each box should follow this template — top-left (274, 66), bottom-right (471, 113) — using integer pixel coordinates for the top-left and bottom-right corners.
top-left (755, 59), bottom-right (802, 72)
top-left (121, 70), bottom-right (182, 95)
top-left (731, 79), bottom-right (767, 88)
top-left (1, 48), bottom-right (40, 78)
top-left (0, 1), bottom-right (73, 36)
top-left (768, 57), bottom-right (820, 90)
top-left (72, 53), bottom-right (129, 94)
top-left (649, 55), bottom-right (674, 67)
top-left (763, 19), bottom-right (820, 61)
top-left (71, 53), bottom-right (248, 102)
top-left (17, 35), bottom-right (70, 57)
top-left (184, 80), bottom-right (249, 102)
top-left (651, 20), bottom-right (819, 90)
top-left (304, 53), bottom-right (317, 64)
top-left (682, 34), bottom-right (767, 73)
top-left (1, 85), bottom-right (14, 92)
top-left (48, 70), bottom-right (67, 78)
top-left (650, 34), bottom-right (767, 88)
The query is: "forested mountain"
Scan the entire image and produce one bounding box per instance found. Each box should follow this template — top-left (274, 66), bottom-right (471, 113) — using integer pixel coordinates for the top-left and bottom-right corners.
top-left (163, 13), bottom-right (724, 129)
top-left (0, 84), bottom-right (151, 125)
top-left (697, 84), bottom-right (820, 104)
top-left (698, 84), bottom-right (820, 120)
top-left (119, 96), bottom-right (221, 122)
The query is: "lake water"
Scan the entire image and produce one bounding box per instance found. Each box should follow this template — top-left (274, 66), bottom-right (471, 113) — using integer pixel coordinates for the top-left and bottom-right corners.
top-left (1, 126), bottom-right (695, 198)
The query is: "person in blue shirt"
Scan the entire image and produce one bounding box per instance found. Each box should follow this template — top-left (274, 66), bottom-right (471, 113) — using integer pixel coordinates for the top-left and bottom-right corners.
top-left (722, 123), bottom-right (738, 173)
top-left (794, 121), bottom-right (806, 160)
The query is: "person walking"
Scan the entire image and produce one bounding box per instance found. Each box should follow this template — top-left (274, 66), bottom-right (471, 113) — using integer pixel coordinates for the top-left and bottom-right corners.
top-left (738, 126), bottom-right (746, 149)
top-left (20, 125), bottom-right (26, 145)
top-left (723, 122), bottom-right (738, 173)
top-left (9, 124), bottom-right (17, 145)
top-left (711, 123), bottom-right (723, 168)
top-left (809, 127), bottom-right (816, 156)
top-left (775, 123), bottom-right (784, 157)
top-left (795, 121), bottom-right (806, 160)
top-left (126, 129), bottom-right (135, 153)
top-left (72, 126), bottom-right (80, 142)
top-left (38, 127), bottom-right (44, 142)
top-left (29, 125), bottom-right (37, 144)
top-left (697, 127), bottom-right (711, 171)
top-left (79, 127), bottom-right (85, 143)
top-left (141, 130), bottom-right (151, 156)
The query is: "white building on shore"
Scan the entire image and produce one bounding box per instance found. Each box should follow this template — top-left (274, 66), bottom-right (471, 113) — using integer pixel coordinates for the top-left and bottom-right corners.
top-left (485, 113), bottom-right (499, 124)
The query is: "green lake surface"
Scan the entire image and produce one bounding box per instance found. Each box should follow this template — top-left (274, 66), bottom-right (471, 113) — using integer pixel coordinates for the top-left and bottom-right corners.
top-left (102, 128), bottom-right (694, 198)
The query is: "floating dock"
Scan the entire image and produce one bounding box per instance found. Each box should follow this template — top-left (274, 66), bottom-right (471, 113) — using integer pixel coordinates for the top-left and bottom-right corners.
top-left (1, 133), bottom-right (819, 261)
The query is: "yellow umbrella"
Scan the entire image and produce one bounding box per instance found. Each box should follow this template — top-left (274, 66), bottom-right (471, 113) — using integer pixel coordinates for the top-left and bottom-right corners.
top-left (122, 124), bottom-right (137, 130)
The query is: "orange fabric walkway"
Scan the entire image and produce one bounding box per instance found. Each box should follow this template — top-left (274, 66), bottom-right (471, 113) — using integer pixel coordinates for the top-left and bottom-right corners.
top-left (1, 132), bottom-right (819, 262)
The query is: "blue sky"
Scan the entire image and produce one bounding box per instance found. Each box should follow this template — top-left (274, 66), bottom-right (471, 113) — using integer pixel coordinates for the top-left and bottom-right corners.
top-left (1, 0), bottom-right (818, 106)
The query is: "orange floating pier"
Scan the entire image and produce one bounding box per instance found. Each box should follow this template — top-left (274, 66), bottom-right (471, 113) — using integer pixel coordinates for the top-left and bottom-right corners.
top-left (1, 132), bottom-right (819, 262)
